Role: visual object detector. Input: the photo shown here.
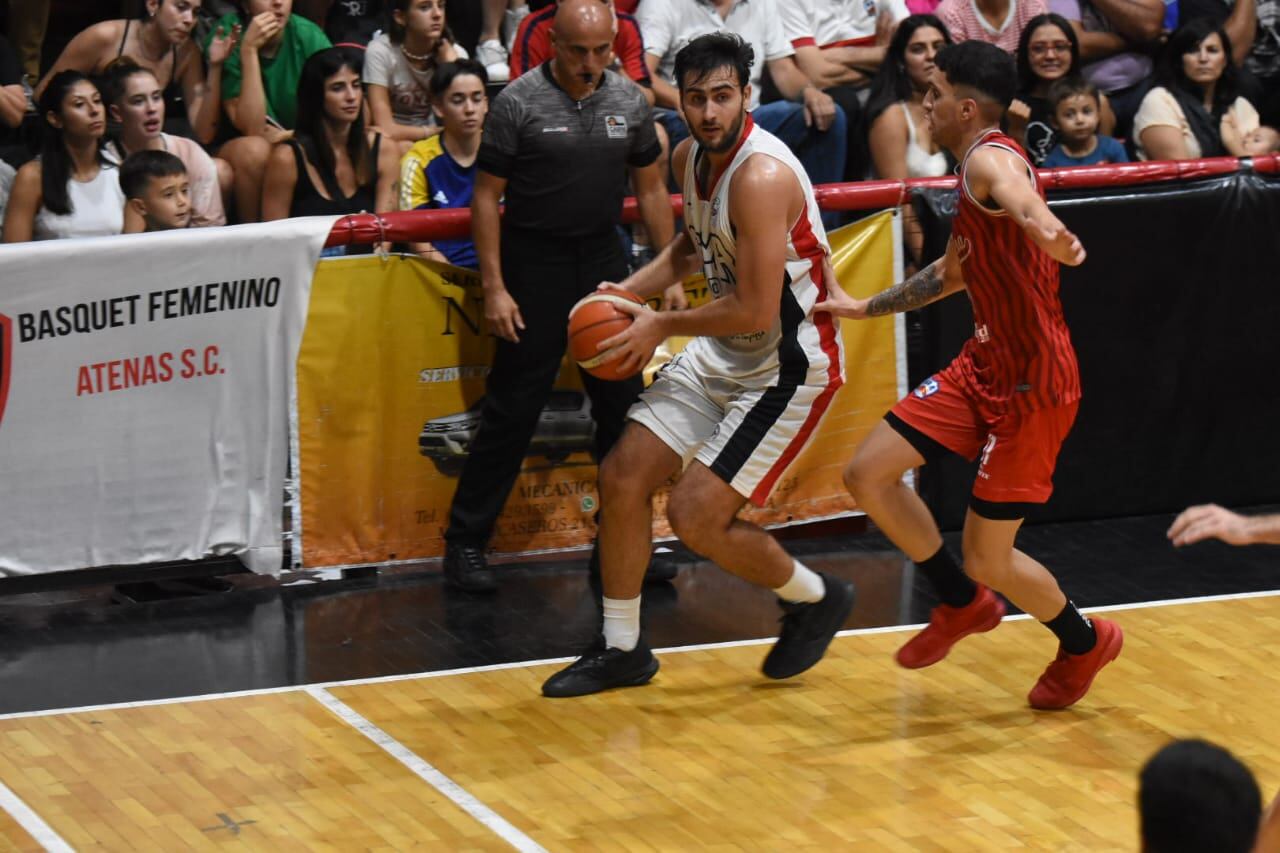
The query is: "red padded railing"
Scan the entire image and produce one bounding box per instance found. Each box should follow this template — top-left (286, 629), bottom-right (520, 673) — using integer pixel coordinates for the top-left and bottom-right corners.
top-left (324, 154), bottom-right (1280, 248)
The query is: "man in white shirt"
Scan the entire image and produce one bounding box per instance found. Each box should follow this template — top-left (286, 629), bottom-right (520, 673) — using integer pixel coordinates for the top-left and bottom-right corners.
top-left (637, 0), bottom-right (848, 196)
top-left (780, 0), bottom-right (912, 179)
top-left (783, 0), bottom-right (909, 87)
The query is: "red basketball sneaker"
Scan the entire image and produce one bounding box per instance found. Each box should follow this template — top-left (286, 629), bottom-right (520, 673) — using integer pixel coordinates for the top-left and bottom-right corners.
top-left (1027, 617), bottom-right (1124, 710)
top-left (896, 584), bottom-right (1006, 669)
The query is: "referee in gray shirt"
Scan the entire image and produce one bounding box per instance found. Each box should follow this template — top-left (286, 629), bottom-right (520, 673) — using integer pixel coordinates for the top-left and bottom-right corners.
top-left (443, 0), bottom-right (679, 592)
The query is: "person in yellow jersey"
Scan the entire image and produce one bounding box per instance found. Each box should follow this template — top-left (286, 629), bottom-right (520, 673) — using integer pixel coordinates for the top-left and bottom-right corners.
top-left (398, 58), bottom-right (488, 268)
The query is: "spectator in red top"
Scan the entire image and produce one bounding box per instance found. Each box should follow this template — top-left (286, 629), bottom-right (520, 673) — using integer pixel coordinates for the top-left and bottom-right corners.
top-left (509, 0), bottom-right (653, 99)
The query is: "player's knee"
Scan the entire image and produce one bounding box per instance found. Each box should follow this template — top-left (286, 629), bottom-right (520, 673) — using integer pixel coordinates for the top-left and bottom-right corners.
top-left (842, 453), bottom-right (888, 499)
top-left (666, 489), bottom-right (714, 553)
top-left (598, 449), bottom-right (643, 507)
top-left (961, 547), bottom-right (1010, 587)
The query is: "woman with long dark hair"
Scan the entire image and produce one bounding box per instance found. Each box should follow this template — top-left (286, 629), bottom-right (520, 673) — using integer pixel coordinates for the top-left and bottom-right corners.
top-left (866, 15), bottom-right (952, 181)
top-left (202, 0), bottom-right (332, 223)
top-left (261, 47), bottom-right (398, 232)
top-left (3, 71), bottom-right (124, 242)
top-left (865, 15), bottom-right (951, 272)
top-left (1009, 13), bottom-right (1115, 165)
top-left (34, 0), bottom-right (234, 144)
top-left (1134, 18), bottom-right (1259, 160)
top-left (365, 0), bottom-right (466, 144)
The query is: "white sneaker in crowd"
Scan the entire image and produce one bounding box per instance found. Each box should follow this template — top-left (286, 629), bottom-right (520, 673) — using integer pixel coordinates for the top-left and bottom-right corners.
top-left (476, 39), bottom-right (510, 84)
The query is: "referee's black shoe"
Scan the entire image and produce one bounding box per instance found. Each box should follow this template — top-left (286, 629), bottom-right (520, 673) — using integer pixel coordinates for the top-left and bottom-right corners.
top-left (587, 543), bottom-right (678, 584)
top-left (761, 574), bottom-right (856, 679)
top-left (542, 636), bottom-right (659, 697)
top-left (443, 543), bottom-right (497, 594)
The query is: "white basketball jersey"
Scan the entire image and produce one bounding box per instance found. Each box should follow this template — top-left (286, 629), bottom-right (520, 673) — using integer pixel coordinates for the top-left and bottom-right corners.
top-left (681, 117), bottom-right (843, 387)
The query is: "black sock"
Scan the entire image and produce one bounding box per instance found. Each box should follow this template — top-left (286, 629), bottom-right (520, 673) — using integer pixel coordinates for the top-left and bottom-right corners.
top-left (914, 547), bottom-right (977, 608)
top-left (1044, 601), bottom-right (1096, 655)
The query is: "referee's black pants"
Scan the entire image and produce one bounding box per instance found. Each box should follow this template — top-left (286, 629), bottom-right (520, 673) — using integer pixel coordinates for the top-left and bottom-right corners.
top-left (445, 227), bottom-right (642, 549)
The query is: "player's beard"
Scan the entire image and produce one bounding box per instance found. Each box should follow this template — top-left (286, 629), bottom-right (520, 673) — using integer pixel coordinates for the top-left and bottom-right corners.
top-left (693, 107), bottom-right (747, 154)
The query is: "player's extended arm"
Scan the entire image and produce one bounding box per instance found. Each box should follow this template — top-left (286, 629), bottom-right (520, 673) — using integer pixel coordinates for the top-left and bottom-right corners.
top-left (599, 154), bottom-right (796, 374)
top-left (814, 235), bottom-right (965, 319)
top-left (1167, 504), bottom-right (1280, 546)
top-left (970, 147), bottom-right (1086, 267)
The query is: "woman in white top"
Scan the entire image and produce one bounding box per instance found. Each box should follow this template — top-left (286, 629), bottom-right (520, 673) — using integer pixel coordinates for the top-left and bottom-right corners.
top-left (3, 71), bottom-right (125, 242)
top-left (365, 0), bottom-right (467, 146)
top-left (1134, 19), bottom-right (1258, 161)
top-left (866, 15), bottom-right (952, 271)
top-left (100, 58), bottom-right (228, 229)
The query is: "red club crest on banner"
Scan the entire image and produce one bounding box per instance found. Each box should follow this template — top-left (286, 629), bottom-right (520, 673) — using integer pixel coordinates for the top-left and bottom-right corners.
top-left (0, 313), bottom-right (11, 431)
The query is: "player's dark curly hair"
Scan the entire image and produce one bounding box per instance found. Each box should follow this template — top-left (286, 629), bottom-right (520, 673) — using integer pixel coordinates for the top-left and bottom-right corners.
top-left (866, 15), bottom-right (952, 127)
top-left (934, 40), bottom-right (1017, 110)
top-left (674, 32), bottom-right (754, 92)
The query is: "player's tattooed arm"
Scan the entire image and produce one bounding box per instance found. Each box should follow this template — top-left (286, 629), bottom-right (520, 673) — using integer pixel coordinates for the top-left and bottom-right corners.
top-left (813, 255), bottom-right (956, 320)
top-left (865, 260), bottom-right (944, 316)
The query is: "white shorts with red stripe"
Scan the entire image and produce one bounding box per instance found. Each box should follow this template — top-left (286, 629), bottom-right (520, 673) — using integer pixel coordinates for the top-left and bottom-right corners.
top-left (628, 338), bottom-right (843, 507)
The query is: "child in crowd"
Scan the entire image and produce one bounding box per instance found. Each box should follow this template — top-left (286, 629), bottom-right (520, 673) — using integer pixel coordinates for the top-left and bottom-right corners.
top-left (398, 59), bottom-right (487, 268)
top-left (120, 149), bottom-right (191, 232)
top-left (365, 0), bottom-right (467, 144)
top-left (102, 58), bottom-right (227, 228)
top-left (1042, 78), bottom-right (1129, 168)
top-left (1240, 125), bottom-right (1280, 155)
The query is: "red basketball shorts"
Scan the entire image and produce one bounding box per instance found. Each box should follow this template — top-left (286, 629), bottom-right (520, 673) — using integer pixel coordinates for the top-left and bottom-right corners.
top-left (888, 367), bottom-right (1078, 506)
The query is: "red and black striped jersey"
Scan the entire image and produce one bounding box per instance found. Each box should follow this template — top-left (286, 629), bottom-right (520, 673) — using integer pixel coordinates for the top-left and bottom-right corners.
top-left (950, 130), bottom-right (1081, 416)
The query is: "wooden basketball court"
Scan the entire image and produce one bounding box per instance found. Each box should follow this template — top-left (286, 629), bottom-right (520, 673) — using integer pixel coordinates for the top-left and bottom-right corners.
top-left (1, 592), bottom-right (1276, 850)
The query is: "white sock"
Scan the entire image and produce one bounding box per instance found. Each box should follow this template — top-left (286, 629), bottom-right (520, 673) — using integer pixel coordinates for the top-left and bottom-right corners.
top-left (773, 560), bottom-right (826, 604)
top-left (602, 595), bottom-right (642, 651)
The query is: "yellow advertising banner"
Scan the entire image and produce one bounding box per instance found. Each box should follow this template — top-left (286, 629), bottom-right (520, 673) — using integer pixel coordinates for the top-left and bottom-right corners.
top-left (296, 212), bottom-right (902, 567)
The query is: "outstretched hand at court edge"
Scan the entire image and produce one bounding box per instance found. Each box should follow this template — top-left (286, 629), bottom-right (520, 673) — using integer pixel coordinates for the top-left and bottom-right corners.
top-left (1029, 220), bottom-right (1086, 267)
top-left (1167, 504), bottom-right (1279, 547)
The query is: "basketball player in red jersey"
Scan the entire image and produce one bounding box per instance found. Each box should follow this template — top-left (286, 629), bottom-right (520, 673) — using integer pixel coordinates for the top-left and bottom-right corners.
top-left (816, 40), bottom-right (1122, 710)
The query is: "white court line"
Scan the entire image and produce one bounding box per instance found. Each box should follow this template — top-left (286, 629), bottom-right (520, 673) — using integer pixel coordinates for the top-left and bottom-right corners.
top-left (306, 687), bottom-right (547, 853)
top-left (0, 586), bottom-right (1276, 723)
top-left (0, 777), bottom-right (73, 853)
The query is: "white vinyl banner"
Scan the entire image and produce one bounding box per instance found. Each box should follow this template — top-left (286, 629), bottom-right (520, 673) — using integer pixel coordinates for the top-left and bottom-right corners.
top-left (0, 217), bottom-right (336, 576)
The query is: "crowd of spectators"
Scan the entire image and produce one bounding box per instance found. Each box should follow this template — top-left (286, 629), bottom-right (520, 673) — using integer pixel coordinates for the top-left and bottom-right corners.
top-left (1, 0), bottom-right (1279, 252)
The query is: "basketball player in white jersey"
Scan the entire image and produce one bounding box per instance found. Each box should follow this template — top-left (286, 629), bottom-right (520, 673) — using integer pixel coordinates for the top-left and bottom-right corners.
top-left (543, 32), bottom-right (855, 698)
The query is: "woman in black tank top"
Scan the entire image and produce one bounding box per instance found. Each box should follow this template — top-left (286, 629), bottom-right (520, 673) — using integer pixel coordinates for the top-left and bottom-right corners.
top-left (34, 0), bottom-right (232, 146)
top-left (117, 17), bottom-right (186, 136)
top-left (261, 47), bottom-right (398, 247)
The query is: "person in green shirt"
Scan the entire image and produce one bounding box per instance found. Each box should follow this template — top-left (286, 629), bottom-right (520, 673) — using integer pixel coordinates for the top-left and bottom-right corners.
top-left (203, 0), bottom-right (331, 221)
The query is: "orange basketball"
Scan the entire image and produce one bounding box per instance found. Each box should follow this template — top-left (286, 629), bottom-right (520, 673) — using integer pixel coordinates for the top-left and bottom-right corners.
top-left (568, 291), bottom-right (646, 381)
